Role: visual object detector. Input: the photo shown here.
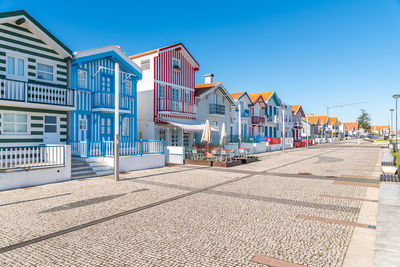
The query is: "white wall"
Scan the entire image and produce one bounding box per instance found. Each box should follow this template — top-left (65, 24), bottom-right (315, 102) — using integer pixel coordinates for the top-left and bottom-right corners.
top-left (104, 154), bottom-right (165, 172)
top-left (166, 146), bottom-right (185, 164)
top-left (137, 90), bottom-right (156, 140)
top-left (131, 54), bottom-right (155, 92)
top-left (0, 145), bottom-right (71, 191)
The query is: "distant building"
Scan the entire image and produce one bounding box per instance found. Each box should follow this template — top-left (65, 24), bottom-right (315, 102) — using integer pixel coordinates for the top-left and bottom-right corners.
top-left (370, 125), bottom-right (389, 136)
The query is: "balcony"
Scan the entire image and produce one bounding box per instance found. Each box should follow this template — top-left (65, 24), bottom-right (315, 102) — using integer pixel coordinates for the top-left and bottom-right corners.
top-left (251, 116), bottom-right (265, 125)
top-left (210, 103), bottom-right (225, 115)
top-left (0, 78), bottom-right (74, 107)
top-left (92, 92), bottom-right (131, 111)
top-left (157, 98), bottom-right (196, 114)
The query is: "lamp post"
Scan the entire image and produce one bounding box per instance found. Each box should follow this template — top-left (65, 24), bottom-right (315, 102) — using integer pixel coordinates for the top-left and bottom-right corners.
top-left (393, 94), bottom-right (400, 152)
top-left (114, 62), bottom-right (120, 182)
top-left (390, 108), bottom-right (394, 138)
top-left (306, 114), bottom-right (309, 148)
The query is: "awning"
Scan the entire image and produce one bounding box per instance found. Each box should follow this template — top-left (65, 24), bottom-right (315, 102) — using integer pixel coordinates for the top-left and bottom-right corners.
top-left (159, 117), bottom-right (219, 133)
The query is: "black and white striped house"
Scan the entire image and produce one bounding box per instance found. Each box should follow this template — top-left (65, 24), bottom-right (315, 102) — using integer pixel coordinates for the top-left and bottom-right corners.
top-left (0, 10), bottom-right (74, 147)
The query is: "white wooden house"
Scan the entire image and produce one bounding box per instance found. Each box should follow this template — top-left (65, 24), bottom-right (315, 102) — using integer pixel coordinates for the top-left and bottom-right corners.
top-left (230, 92), bottom-right (253, 142)
top-left (194, 74), bottom-right (234, 145)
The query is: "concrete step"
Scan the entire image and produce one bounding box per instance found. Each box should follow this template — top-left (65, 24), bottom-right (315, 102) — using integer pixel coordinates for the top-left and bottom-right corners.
top-left (92, 165), bottom-right (113, 172)
top-left (71, 170), bottom-right (96, 178)
top-left (72, 174), bottom-right (99, 180)
top-left (71, 162), bottom-right (90, 168)
top-left (71, 167), bottom-right (92, 173)
top-left (71, 157), bottom-right (87, 163)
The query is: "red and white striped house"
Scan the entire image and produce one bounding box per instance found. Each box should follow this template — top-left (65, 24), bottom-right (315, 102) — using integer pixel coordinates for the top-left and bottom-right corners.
top-left (130, 43), bottom-right (200, 146)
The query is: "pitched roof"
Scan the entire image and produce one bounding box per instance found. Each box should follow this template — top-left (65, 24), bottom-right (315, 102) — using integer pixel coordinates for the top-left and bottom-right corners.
top-left (129, 43), bottom-right (200, 68)
top-left (0, 10), bottom-right (72, 56)
top-left (371, 125), bottom-right (389, 131)
top-left (291, 105), bottom-right (300, 114)
top-left (342, 122), bottom-right (358, 131)
top-left (194, 82), bottom-right (220, 96)
top-left (318, 116), bottom-right (329, 124)
top-left (230, 92), bottom-right (246, 100)
top-left (306, 116), bottom-right (319, 124)
top-left (247, 94), bottom-right (267, 108)
top-left (259, 92), bottom-right (274, 102)
top-left (329, 117), bottom-right (338, 125)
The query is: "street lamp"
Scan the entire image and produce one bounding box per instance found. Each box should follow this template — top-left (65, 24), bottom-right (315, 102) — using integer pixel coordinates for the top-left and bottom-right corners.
top-left (392, 94), bottom-right (400, 152)
top-left (390, 108), bottom-right (394, 138)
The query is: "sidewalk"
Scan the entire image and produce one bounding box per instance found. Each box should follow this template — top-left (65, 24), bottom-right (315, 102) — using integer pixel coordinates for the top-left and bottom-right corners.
top-left (374, 182), bottom-right (400, 267)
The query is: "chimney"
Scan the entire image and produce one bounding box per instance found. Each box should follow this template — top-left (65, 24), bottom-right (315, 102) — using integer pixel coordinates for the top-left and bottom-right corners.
top-left (204, 74), bottom-right (214, 84)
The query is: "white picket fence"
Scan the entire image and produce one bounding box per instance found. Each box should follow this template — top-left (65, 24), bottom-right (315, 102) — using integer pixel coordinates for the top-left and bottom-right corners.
top-left (0, 145), bottom-right (65, 170)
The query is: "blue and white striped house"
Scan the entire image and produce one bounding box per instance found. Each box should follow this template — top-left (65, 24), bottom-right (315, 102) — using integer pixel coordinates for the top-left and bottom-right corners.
top-left (69, 46), bottom-right (142, 157)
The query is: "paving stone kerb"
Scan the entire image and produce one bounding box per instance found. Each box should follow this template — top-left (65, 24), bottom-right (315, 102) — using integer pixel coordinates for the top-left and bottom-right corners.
top-left (0, 141), bottom-right (381, 266)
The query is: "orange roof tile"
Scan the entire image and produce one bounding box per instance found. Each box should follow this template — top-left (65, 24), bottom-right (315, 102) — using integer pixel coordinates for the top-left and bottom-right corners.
top-left (329, 117), bottom-right (338, 125)
top-left (318, 116), bottom-right (329, 124)
top-left (230, 92), bottom-right (245, 100)
top-left (259, 92), bottom-right (274, 102)
top-left (342, 122), bottom-right (358, 131)
top-left (371, 125), bottom-right (389, 131)
top-left (194, 82), bottom-right (221, 97)
top-left (305, 116), bottom-right (319, 124)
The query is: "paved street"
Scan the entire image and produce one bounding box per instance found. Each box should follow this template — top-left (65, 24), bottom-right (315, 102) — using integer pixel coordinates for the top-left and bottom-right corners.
top-left (0, 141), bottom-right (382, 266)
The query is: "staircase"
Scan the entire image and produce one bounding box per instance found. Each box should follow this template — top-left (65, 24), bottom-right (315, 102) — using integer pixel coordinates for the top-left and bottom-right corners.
top-left (71, 157), bottom-right (114, 179)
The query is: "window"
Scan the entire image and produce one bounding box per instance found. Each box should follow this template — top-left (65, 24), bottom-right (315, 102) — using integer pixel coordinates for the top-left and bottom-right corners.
top-left (172, 58), bottom-right (181, 69)
top-left (175, 88), bottom-right (180, 100)
top-left (7, 56), bottom-right (25, 77)
top-left (274, 107), bottom-right (277, 115)
top-left (159, 85), bottom-right (166, 98)
top-left (125, 80), bottom-right (132, 95)
top-left (122, 117), bottom-right (129, 136)
top-left (78, 70), bottom-right (87, 89)
top-left (141, 59), bottom-right (150, 70)
top-left (79, 119), bottom-right (87, 130)
top-left (37, 63), bottom-right (54, 81)
top-left (212, 94), bottom-right (218, 104)
top-left (172, 88), bottom-right (175, 100)
top-left (185, 91), bottom-right (190, 102)
top-left (3, 113), bottom-right (27, 134)
top-left (44, 116), bottom-right (57, 133)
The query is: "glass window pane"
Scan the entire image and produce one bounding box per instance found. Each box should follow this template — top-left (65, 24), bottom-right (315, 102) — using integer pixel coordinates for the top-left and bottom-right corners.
top-left (17, 59), bottom-right (24, 76)
top-left (37, 71), bottom-right (53, 81)
top-left (3, 123), bottom-right (14, 132)
top-left (16, 124), bottom-right (27, 133)
top-left (37, 63), bottom-right (53, 72)
top-left (16, 114), bottom-right (27, 123)
top-left (3, 114), bottom-right (15, 122)
top-left (45, 116), bottom-right (57, 124)
top-left (45, 125), bottom-right (57, 133)
top-left (7, 57), bottom-right (15, 75)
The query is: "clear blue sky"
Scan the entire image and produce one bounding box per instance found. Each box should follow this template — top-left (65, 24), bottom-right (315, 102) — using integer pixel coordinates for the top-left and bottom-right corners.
top-left (3, 0), bottom-right (400, 125)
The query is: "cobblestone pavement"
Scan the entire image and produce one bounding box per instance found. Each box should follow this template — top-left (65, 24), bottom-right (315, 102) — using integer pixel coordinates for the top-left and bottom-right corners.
top-left (0, 141), bottom-right (382, 266)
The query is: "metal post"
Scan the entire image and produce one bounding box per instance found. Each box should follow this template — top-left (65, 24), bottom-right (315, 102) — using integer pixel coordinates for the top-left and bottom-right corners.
top-left (306, 115), bottom-right (309, 148)
top-left (396, 98), bottom-right (398, 152)
top-left (114, 62), bottom-right (120, 182)
top-left (238, 102), bottom-right (242, 148)
top-left (282, 108), bottom-right (285, 152)
top-left (390, 108), bottom-right (394, 139)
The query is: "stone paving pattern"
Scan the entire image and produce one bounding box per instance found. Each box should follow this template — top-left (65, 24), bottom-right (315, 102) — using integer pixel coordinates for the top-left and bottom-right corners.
top-left (0, 141), bottom-right (382, 266)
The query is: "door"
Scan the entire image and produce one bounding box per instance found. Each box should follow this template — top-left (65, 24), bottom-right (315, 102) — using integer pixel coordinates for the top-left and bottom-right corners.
top-left (100, 116), bottom-right (114, 141)
top-left (79, 115), bottom-right (88, 141)
top-left (43, 115), bottom-right (59, 144)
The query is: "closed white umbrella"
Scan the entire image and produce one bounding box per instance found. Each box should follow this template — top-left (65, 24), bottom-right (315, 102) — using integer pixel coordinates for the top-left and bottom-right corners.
top-left (220, 122), bottom-right (227, 147)
top-left (201, 120), bottom-right (212, 160)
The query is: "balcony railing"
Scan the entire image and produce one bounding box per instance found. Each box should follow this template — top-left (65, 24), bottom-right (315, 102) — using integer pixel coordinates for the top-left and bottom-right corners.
top-left (251, 116), bottom-right (265, 125)
top-left (70, 140), bottom-right (164, 158)
top-left (92, 92), bottom-right (131, 110)
top-left (0, 78), bottom-right (74, 107)
top-left (210, 103), bottom-right (225, 115)
top-left (157, 98), bottom-right (196, 114)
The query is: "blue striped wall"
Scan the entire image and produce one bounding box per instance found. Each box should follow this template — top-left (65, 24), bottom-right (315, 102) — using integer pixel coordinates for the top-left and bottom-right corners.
top-left (70, 55), bottom-right (139, 143)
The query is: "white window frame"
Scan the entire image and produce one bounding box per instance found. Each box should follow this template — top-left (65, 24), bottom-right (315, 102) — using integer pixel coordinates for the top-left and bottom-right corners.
top-left (172, 58), bottom-right (181, 70)
top-left (125, 80), bottom-right (132, 96)
top-left (37, 60), bottom-right (56, 82)
top-left (78, 70), bottom-right (88, 89)
top-left (6, 53), bottom-right (28, 81)
top-left (122, 117), bottom-right (129, 136)
top-left (44, 115), bottom-right (58, 133)
top-left (2, 112), bottom-right (29, 135)
top-left (79, 119), bottom-right (87, 130)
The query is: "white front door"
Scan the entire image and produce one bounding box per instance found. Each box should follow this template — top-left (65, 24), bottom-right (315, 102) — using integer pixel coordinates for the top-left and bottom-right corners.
top-left (43, 115), bottom-right (59, 144)
top-left (79, 116), bottom-right (87, 141)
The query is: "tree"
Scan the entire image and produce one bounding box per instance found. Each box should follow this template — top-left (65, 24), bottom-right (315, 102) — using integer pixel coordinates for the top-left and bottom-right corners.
top-left (357, 109), bottom-right (371, 132)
